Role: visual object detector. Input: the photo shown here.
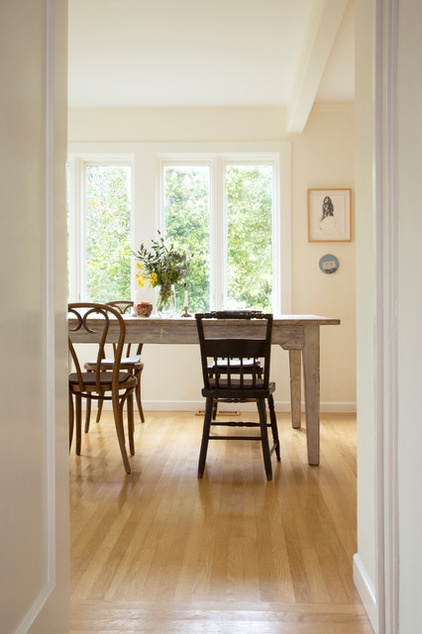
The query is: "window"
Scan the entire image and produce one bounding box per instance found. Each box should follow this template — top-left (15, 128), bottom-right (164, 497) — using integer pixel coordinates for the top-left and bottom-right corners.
top-left (162, 164), bottom-right (210, 311)
top-left (68, 142), bottom-right (290, 313)
top-left (68, 158), bottom-right (132, 302)
top-left (162, 157), bottom-right (278, 312)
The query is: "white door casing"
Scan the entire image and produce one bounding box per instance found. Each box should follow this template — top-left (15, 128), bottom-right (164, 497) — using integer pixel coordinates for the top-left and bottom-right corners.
top-left (0, 1), bottom-right (69, 631)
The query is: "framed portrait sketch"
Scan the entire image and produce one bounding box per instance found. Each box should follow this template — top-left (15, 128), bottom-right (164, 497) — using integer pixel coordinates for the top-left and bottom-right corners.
top-left (308, 188), bottom-right (352, 242)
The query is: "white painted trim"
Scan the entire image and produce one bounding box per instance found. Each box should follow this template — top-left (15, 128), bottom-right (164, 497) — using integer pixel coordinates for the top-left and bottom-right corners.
top-left (15, 584), bottom-right (55, 634)
top-left (98, 399), bottom-right (356, 413)
top-left (66, 154), bottom-right (134, 302)
top-left (287, 0), bottom-right (349, 133)
top-left (353, 554), bottom-right (378, 631)
top-left (319, 401), bottom-right (356, 413)
top-left (373, 1), bottom-right (400, 633)
top-left (44, 0), bottom-right (57, 587)
top-left (17, 1), bottom-right (57, 630)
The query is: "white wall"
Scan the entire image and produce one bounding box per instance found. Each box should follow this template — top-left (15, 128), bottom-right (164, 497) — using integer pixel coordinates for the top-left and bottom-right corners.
top-left (291, 105), bottom-right (356, 412)
top-left (68, 103), bottom-right (356, 413)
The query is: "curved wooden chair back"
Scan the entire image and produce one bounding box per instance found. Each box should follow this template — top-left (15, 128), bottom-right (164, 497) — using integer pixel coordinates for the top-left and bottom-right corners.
top-left (68, 303), bottom-right (126, 393)
top-left (106, 300), bottom-right (143, 357)
top-left (82, 299), bottom-right (145, 428)
top-left (68, 302), bottom-right (136, 473)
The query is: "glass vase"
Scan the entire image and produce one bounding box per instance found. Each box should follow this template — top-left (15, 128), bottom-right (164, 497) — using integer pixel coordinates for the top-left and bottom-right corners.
top-left (156, 284), bottom-right (176, 317)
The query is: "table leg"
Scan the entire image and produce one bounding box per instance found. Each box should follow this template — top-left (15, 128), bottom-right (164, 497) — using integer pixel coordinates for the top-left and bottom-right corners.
top-left (289, 349), bottom-right (302, 429)
top-left (302, 325), bottom-right (320, 465)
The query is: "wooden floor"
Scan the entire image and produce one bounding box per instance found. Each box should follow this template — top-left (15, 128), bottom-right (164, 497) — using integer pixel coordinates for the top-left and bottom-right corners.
top-left (69, 411), bottom-right (373, 633)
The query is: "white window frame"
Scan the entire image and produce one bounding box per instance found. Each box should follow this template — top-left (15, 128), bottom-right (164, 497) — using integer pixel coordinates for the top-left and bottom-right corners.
top-left (67, 153), bottom-right (134, 301)
top-left (160, 154), bottom-right (282, 311)
top-left (68, 142), bottom-right (291, 312)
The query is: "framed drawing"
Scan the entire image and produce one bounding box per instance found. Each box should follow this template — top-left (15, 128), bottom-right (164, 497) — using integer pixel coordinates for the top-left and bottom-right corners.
top-left (308, 188), bottom-right (352, 242)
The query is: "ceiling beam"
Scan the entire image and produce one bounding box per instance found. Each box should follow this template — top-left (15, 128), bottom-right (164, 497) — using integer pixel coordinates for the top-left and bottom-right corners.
top-left (287, 0), bottom-right (349, 134)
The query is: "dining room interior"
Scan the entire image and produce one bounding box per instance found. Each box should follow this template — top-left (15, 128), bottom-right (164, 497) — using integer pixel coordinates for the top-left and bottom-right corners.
top-left (66, 1), bottom-right (366, 632)
top-left (5, 0), bottom-right (422, 631)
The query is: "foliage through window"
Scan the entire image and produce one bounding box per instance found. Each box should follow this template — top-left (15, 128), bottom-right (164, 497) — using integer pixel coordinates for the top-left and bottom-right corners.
top-left (225, 164), bottom-right (273, 310)
top-left (67, 146), bottom-right (286, 312)
top-left (163, 165), bottom-right (210, 311)
top-left (162, 161), bottom-right (275, 312)
top-left (84, 164), bottom-right (131, 302)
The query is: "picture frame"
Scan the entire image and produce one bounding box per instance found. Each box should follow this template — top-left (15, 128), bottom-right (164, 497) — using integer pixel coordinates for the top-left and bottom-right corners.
top-left (308, 188), bottom-right (352, 242)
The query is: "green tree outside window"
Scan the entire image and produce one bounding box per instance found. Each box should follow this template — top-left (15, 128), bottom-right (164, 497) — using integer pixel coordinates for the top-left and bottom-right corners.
top-left (85, 164), bottom-right (131, 302)
top-left (163, 163), bottom-right (273, 312)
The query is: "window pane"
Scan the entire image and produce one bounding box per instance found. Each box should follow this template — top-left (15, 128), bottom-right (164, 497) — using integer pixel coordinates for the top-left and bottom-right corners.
top-left (225, 164), bottom-right (273, 311)
top-left (85, 165), bottom-right (131, 302)
top-left (163, 165), bottom-right (210, 312)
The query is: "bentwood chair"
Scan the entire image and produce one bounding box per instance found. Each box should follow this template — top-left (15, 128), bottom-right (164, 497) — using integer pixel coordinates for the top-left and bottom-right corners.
top-left (84, 300), bottom-right (145, 432)
top-left (195, 311), bottom-right (280, 480)
top-left (68, 302), bottom-right (137, 474)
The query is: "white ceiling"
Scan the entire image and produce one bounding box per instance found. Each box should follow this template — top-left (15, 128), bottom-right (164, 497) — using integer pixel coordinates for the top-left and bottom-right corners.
top-left (68, 0), bottom-right (354, 131)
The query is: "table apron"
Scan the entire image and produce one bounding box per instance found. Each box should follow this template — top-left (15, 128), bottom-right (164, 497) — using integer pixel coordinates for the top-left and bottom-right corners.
top-left (69, 321), bottom-right (306, 348)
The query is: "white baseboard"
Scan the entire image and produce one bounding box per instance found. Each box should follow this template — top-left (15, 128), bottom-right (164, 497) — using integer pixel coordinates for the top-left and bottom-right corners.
top-left (353, 553), bottom-right (378, 632)
top-left (142, 400), bottom-right (356, 413)
top-left (320, 401), bottom-right (356, 413)
top-left (95, 399), bottom-right (356, 413)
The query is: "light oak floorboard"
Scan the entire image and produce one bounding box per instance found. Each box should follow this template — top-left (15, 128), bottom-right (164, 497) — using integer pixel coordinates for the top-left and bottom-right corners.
top-left (70, 411), bottom-right (373, 633)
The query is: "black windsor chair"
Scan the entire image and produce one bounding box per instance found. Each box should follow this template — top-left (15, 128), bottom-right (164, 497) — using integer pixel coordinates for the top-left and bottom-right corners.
top-left (195, 311), bottom-right (280, 480)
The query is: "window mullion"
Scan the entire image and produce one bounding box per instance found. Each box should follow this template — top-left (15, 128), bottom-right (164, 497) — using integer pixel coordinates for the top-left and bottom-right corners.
top-left (211, 157), bottom-right (225, 309)
top-left (80, 162), bottom-right (88, 301)
top-left (66, 156), bottom-right (78, 301)
top-left (67, 156), bottom-right (85, 302)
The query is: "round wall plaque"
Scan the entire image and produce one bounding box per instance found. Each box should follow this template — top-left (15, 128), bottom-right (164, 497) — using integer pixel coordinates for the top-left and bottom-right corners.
top-left (319, 253), bottom-right (339, 274)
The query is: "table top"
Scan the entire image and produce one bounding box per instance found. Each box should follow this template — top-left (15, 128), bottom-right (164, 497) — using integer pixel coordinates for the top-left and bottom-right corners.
top-left (125, 313), bottom-right (340, 325)
top-left (127, 314), bottom-right (340, 344)
top-left (69, 313), bottom-right (340, 346)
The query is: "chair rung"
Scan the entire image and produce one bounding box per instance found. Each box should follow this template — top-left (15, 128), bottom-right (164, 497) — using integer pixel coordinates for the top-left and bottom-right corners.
top-left (211, 421), bottom-right (261, 428)
top-left (209, 435), bottom-right (262, 441)
top-left (195, 409), bottom-right (240, 416)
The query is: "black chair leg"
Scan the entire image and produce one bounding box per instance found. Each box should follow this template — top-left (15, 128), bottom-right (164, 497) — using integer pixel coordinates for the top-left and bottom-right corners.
top-left (268, 394), bottom-right (280, 461)
top-left (211, 399), bottom-right (218, 420)
top-left (198, 397), bottom-right (214, 478)
top-left (257, 399), bottom-right (272, 480)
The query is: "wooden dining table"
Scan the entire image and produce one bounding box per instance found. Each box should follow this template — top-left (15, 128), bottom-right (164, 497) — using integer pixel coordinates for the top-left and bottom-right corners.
top-left (70, 313), bottom-right (340, 465)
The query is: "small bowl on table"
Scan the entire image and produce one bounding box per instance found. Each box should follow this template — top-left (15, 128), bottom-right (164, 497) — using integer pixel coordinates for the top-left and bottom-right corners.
top-left (134, 302), bottom-right (153, 318)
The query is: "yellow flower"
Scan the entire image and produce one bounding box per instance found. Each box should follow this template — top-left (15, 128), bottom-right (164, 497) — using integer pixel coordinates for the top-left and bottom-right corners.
top-left (136, 272), bottom-right (146, 288)
top-left (150, 272), bottom-right (158, 284)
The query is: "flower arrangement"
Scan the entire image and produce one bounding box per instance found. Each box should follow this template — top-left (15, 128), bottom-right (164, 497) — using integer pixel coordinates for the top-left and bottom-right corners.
top-left (134, 231), bottom-right (191, 313)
